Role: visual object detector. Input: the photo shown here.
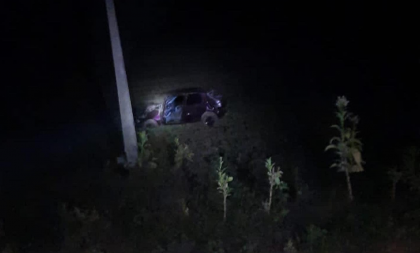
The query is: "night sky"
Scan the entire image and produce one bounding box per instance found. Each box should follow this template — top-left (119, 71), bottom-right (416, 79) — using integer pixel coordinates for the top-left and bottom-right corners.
top-left (3, 0), bottom-right (419, 193)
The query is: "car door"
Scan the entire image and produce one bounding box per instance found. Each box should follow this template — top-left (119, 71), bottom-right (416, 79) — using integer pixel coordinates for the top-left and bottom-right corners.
top-left (184, 93), bottom-right (206, 123)
top-left (163, 94), bottom-right (185, 124)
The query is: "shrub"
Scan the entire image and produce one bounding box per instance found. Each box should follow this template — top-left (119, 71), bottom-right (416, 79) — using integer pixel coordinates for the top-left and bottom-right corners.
top-left (401, 147), bottom-right (420, 194)
top-left (216, 157), bottom-right (233, 222)
top-left (263, 157), bottom-right (288, 214)
top-left (387, 166), bottom-right (402, 201)
top-left (306, 224), bottom-right (327, 253)
top-left (325, 96), bottom-right (364, 202)
top-left (174, 137), bottom-right (194, 169)
top-left (137, 131), bottom-right (151, 167)
top-left (284, 239), bottom-right (298, 253)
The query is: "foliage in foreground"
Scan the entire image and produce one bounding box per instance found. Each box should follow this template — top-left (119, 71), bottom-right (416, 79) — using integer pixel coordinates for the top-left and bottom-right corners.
top-left (325, 96), bottom-right (364, 201)
top-left (400, 146), bottom-right (420, 194)
top-left (5, 107), bottom-right (420, 253)
top-left (306, 224), bottom-right (327, 253)
top-left (174, 137), bottom-right (194, 169)
top-left (137, 131), bottom-right (150, 167)
top-left (215, 157), bottom-right (233, 222)
top-left (387, 146), bottom-right (420, 201)
top-left (264, 157), bottom-right (288, 213)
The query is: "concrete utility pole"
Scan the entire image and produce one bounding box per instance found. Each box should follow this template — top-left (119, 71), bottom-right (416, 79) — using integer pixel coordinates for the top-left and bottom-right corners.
top-left (105, 0), bottom-right (138, 167)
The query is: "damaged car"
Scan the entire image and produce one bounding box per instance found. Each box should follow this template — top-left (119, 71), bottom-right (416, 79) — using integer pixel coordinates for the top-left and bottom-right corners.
top-left (135, 88), bottom-right (225, 129)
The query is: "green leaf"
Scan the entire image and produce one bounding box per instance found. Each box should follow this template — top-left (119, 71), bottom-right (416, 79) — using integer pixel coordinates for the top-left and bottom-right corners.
top-left (280, 182), bottom-right (289, 191)
top-left (228, 176), bottom-right (233, 182)
top-left (343, 111), bottom-right (349, 119)
top-left (330, 125), bottom-right (341, 131)
top-left (344, 130), bottom-right (351, 139)
top-left (329, 163), bottom-right (339, 168)
top-left (325, 144), bottom-right (338, 151)
top-left (335, 112), bottom-right (343, 118)
top-left (265, 157), bottom-right (274, 171)
top-left (329, 137), bottom-right (341, 144)
top-left (351, 139), bottom-right (362, 146)
top-left (275, 177), bottom-right (280, 185)
top-left (280, 209), bottom-right (290, 218)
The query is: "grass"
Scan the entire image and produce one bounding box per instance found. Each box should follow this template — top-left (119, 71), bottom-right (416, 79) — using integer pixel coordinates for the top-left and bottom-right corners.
top-left (2, 93), bottom-right (420, 253)
top-left (42, 127), bottom-right (419, 253)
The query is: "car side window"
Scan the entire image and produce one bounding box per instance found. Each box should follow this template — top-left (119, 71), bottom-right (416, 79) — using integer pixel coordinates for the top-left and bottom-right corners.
top-left (174, 95), bottom-right (184, 106)
top-left (186, 93), bottom-right (202, 105)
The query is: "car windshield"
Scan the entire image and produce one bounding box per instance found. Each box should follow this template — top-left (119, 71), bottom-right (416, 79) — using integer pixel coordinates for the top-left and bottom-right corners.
top-left (164, 95), bottom-right (184, 118)
top-left (174, 95), bottom-right (184, 106)
top-left (165, 95), bottom-right (184, 107)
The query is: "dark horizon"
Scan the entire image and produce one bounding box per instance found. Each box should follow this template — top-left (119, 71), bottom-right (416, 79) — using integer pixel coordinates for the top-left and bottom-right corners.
top-left (5, 0), bottom-right (419, 165)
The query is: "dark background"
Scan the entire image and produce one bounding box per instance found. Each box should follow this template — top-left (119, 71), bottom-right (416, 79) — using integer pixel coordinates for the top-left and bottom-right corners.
top-left (1, 0), bottom-right (419, 247)
top-left (4, 0), bottom-right (418, 179)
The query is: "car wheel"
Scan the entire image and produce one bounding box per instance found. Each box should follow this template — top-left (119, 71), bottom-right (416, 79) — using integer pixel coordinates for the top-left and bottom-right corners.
top-left (201, 112), bottom-right (218, 127)
top-left (143, 119), bottom-right (158, 128)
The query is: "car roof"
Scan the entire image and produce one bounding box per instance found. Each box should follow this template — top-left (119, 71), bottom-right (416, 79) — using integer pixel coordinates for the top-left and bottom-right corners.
top-left (166, 87), bottom-right (207, 95)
